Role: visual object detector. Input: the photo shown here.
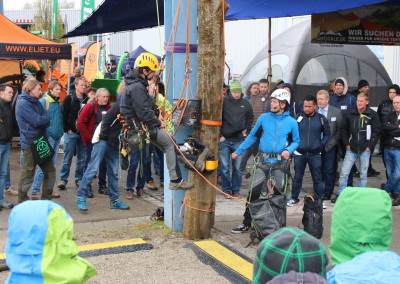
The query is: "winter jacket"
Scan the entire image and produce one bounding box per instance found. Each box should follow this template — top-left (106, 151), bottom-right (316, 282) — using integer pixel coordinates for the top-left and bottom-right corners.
top-left (0, 98), bottom-right (13, 144)
top-left (329, 92), bottom-right (355, 115)
top-left (100, 102), bottom-right (122, 150)
top-left (16, 93), bottom-right (50, 148)
top-left (381, 111), bottom-right (400, 150)
top-left (120, 69), bottom-right (161, 128)
top-left (221, 93), bottom-right (253, 141)
top-left (77, 99), bottom-right (111, 145)
top-left (378, 98), bottom-right (394, 127)
top-left (62, 92), bottom-right (87, 133)
top-left (40, 94), bottom-right (63, 140)
top-left (341, 106), bottom-right (380, 154)
top-left (235, 111), bottom-right (300, 163)
top-left (295, 111), bottom-right (331, 154)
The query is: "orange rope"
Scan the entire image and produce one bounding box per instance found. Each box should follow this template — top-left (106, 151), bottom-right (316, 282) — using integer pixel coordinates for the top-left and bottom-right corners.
top-left (162, 128), bottom-right (250, 204)
top-left (179, 197), bottom-right (215, 217)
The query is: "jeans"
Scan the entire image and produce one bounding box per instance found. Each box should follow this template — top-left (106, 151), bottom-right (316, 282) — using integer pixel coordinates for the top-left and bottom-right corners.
top-left (18, 148), bottom-right (55, 203)
top-left (5, 162), bottom-right (10, 188)
top-left (239, 140), bottom-right (259, 172)
top-left (339, 141), bottom-right (353, 186)
top-left (338, 149), bottom-right (370, 194)
top-left (321, 146), bottom-right (338, 196)
top-left (243, 160), bottom-right (288, 227)
top-left (0, 144), bottom-right (11, 202)
top-left (126, 150), bottom-right (146, 191)
top-left (291, 153), bottom-right (324, 202)
top-left (77, 141), bottom-right (119, 201)
top-left (84, 142), bottom-right (108, 186)
top-left (383, 148), bottom-right (400, 194)
top-left (59, 132), bottom-right (86, 182)
top-left (32, 137), bottom-right (60, 194)
top-left (152, 144), bottom-right (164, 182)
top-left (219, 139), bottom-right (242, 194)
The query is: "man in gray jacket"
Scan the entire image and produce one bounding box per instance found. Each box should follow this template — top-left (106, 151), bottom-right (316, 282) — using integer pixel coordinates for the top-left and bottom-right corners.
top-left (317, 90), bottom-right (342, 200)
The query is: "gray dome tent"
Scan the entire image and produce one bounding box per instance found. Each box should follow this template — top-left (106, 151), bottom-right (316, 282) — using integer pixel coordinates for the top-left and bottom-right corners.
top-left (240, 21), bottom-right (392, 107)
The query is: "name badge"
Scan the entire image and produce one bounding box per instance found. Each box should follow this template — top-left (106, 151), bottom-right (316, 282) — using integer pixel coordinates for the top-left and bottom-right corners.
top-left (331, 117), bottom-right (336, 121)
top-left (341, 105), bottom-right (347, 110)
top-left (297, 116), bottom-right (303, 123)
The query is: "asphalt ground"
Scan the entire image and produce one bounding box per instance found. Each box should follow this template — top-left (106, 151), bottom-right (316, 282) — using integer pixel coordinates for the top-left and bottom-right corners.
top-left (0, 148), bottom-right (399, 283)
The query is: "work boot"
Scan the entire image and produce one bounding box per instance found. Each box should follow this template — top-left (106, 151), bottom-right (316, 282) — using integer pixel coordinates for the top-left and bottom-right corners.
top-left (51, 191), bottom-right (61, 198)
top-left (30, 193), bottom-right (41, 200)
top-left (58, 180), bottom-right (67, 190)
top-left (368, 167), bottom-right (380, 177)
top-left (194, 147), bottom-right (210, 172)
top-left (392, 193), bottom-right (400, 206)
top-left (169, 180), bottom-right (194, 190)
top-left (98, 184), bottom-right (109, 195)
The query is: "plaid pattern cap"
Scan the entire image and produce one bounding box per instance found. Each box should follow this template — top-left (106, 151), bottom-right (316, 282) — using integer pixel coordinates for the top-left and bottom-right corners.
top-left (253, 227), bottom-right (328, 284)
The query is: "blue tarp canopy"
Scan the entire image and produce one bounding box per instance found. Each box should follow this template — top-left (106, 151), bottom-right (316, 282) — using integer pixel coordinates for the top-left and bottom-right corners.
top-left (64, 0), bottom-right (387, 38)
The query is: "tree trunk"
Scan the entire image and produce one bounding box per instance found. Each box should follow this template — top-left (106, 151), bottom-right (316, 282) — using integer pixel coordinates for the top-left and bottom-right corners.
top-left (183, 0), bottom-right (228, 239)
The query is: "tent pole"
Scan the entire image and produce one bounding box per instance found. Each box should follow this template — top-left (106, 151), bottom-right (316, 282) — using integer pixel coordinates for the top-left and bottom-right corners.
top-left (268, 17), bottom-right (272, 93)
top-left (67, 59), bottom-right (71, 95)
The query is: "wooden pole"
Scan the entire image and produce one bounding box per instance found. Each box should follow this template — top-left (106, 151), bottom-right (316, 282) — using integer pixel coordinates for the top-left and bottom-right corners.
top-left (183, 0), bottom-right (228, 239)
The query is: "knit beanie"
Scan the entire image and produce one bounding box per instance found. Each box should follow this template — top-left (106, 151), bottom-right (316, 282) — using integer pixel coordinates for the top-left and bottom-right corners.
top-left (230, 81), bottom-right (242, 92)
top-left (334, 78), bottom-right (345, 86)
top-left (358, 80), bottom-right (369, 89)
top-left (253, 227), bottom-right (328, 284)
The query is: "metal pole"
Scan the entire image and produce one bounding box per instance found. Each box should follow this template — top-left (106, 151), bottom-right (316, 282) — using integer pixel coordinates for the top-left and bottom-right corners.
top-left (268, 17), bottom-right (272, 92)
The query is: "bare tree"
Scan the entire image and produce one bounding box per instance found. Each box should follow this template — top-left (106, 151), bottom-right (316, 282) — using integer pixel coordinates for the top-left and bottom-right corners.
top-left (23, 3), bottom-right (34, 9)
top-left (59, 0), bottom-right (75, 9)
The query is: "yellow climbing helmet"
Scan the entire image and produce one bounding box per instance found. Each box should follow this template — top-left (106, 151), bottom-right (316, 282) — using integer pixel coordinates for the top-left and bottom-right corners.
top-left (135, 52), bottom-right (159, 71)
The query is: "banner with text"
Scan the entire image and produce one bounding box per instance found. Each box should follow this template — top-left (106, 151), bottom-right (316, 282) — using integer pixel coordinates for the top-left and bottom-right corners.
top-left (83, 41), bottom-right (102, 83)
top-left (311, 4), bottom-right (400, 45)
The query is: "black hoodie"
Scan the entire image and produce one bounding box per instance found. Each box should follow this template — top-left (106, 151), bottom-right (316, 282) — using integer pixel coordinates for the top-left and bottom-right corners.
top-left (120, 69), bottom-right (161, 128)
top-left (221, 93), bottom-right (253, 141)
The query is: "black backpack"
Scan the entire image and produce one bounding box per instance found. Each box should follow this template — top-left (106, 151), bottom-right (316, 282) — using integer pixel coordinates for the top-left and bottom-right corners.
top-left (302, 196), bottom-right (323, 239)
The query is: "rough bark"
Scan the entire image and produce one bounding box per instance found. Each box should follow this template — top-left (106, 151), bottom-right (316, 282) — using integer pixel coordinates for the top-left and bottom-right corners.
top-left (183, 0), bottom-right (227, 239)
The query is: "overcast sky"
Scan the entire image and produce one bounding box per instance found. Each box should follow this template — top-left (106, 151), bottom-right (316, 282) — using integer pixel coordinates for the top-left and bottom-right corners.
top-left (3, 0), bottom-right (83, 10)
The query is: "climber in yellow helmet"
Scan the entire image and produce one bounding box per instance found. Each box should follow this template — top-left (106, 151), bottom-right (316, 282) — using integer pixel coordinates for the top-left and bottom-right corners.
top-left (120, 52), bottom-right (194, 191)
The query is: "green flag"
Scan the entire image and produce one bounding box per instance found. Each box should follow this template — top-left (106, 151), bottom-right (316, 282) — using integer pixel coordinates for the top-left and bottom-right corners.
top-left (52, 0), bottom-right (58, 36)
top-left (81, 0), bottom-right (95, 22)
top-left (98, 44), bottom-right (107, 77)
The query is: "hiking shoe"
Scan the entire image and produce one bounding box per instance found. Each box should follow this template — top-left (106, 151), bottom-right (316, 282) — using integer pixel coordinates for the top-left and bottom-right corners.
top-left (146, 181), bottom-right (158, 190)
top-left (194, 147), bottom-right (210, 172)
top-left (160, 181), bottom-right (164, 187)
top-left (98, 185), bottom-right (109, 195)
top-left (331, 195), bottom-right (339, 204)
top-left (52, 192), bottom-right (61, 198)
top-left (0, 201), bottom-right (13, 209)
top-left (223, 191), bottom-right (232, 199)
top-left (232, 193), bottom-right (241, 198)
top-left (75, 180), bottom-right (81, 187)
top-left (30, 193), bottom-right (41, 200)
top-left (5, 187), bottom-right (18, 196)
top-left (231, 224), bottom-right (249, 234)
top-left (58, 180), bottom-right (67, 190)
top-left (110, 199), bottom-right (130, 210)
top-left (137, 189), bottom-right (147, 197)
top-left (323, 194), bottom-right (331, 200)
top-left (125, 190), bottom-right (134, 199)
top-left (76, 197), bottom-right (88, 211)
top-left (169, 180), bottom-right (194, 190)
top-left (323, 202), bottom-right (327, 209)
top-left (287, 199), bottom-right (298, 207)
top-left (87, 187), bottom-right (94, 198)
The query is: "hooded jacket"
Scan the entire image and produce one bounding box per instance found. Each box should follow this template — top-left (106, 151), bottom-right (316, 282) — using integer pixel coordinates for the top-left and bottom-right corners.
top-left (5, 200), bottom-right (97, 284)
top-left (341, 106), bottom-right (380, 153)
top-left (62, 91), bottom-right (88, 133)
top-left (0, 97), bottom-right (13, 144)
top-left (221, 93), bottom-right (253, 141)
top-left (120, 69), bottom-right (161, 128)
top-left (16, 92), bottom-right (50, 148)
top-left (295, 111), bottom-right (331, 154)
top-left (381, 110), bottom-right (400, 150)
top-left (77, 99), bottom-right (111, 145)
top-left (235, 111), bottom-right (300, 163)
top-left (329, 77), bottom-right (355, 115)
top-left (40, 94), bottom-right (63, 140)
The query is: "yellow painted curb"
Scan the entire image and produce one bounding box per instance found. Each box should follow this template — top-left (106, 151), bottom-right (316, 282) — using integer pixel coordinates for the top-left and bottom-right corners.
top-left (194, 240), bottom-right (253, 281)
top-left (0, 238), bottom-right (147, 260)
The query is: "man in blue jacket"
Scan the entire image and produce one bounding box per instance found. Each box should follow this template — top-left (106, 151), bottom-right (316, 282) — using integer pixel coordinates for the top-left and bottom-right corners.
top-left (230, 89), bottom-right (300, 233)
top-left (16, 80), bottom-right (54, 203)
top-left (287, 95), bottom-right (331, 207)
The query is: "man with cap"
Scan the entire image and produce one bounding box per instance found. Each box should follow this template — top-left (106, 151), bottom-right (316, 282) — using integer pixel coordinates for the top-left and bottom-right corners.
top-left (219, 81), bottom-right (253, 198)
top-left (230, 89), bottom-right (299, 233)
top-left (252, 227), bottom-right (329, 283)
top-left (350, 79), bottom-right (370, 98)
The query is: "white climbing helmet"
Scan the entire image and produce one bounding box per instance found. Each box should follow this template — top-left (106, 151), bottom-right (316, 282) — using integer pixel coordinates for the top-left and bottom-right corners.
top-left (271, 89), bottom-right (291, 104)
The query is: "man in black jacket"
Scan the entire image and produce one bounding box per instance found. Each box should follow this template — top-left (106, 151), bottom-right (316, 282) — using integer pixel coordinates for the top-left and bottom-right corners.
top-left (333, 93), bottom-right (380, 202)
top-left (76, 102), bottom-right (129, 211)
top-left (219, 81), bottom-right (253, 198)
top-left (381, 95), bottom-right (400, 206)
top-left (0, 84), bottom-right (15, 209)
top-left (58, 77), bottom-right (88, 190)
top-left (120, 52), bottom-right (193, 191)
top-left (288, 95), bottom-right (330, 206)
